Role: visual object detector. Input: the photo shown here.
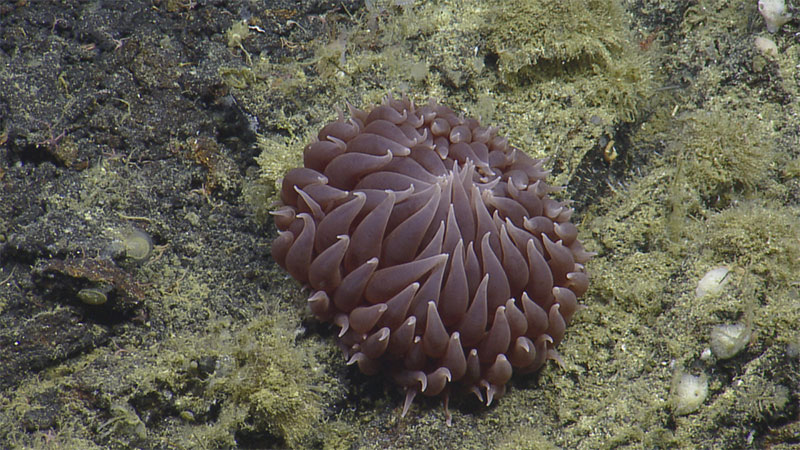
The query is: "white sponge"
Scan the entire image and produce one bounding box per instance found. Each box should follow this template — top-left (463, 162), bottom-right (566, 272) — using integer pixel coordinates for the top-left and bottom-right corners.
top-left (758, 0), bottom-right (793, 33)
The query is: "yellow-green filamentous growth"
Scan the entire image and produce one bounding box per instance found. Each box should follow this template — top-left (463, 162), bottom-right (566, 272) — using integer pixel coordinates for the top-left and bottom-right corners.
top-left (669, 98), bottom-right (778, 209)
top-left (483, 0), bottom-right (652, 122)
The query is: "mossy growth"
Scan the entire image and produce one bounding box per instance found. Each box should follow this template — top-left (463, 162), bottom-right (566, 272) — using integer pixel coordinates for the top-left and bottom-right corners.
top-left (583, 158), bottom-right (680, 320)
top-left (130, 309), bottom-right (343, 449)
top-left (703, 201), bottom-right (800, 285)
top-left (487, 0), bottom-right (624, 75)
top-left (254, 132), bottom-right (307, 203)
top-left (733, 376), bottom-right (791, 421)
top-left (700, 342), bottom-right (799, 444)
top-left (494, 426), bottom-right (559, 450)
top-left (216, 316), bottom-right (321, 447)
top-left (483, 0), bottom-right (652, 122)
top-left (669, 98), bottom-right (779, 209)
top-left (229, 0), bottom-right (654, 195)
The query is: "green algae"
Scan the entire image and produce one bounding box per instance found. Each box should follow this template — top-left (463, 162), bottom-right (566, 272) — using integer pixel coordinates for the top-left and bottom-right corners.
top-left (485, 0), bottom-right (651, 122)
top-left (704, 202), bottom-right (800, 284)
top-left (667, 96), bottom-right (780, 210)
top-left (118, 269), bottom-right (348, 449)
top-left (479, 0), bottom-right (653, 185)
top-left (495, 427), bottom-right (559, 450)
top-left (0, 300), bottom-right (347, 449)
top-left (254, 132), bottom-right (306, 199)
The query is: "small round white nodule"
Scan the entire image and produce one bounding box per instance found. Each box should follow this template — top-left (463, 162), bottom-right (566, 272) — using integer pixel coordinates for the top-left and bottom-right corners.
top-left (695, 267), bottom-right (731, 298)
top-left (671, 372), bottom-right (708, 415)
top-left (758, 0), bottom-right (793, 33)
top-left (754, 36), bottom-right (779, 58)
top-left (710, 324), bottom-right (751, 360)
top-left (123, 228), bottom-right (154, 262)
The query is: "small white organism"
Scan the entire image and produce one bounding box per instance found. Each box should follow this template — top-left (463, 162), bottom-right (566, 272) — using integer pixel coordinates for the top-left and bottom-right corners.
top-left (695, 267), bottom-right (731, 298)
top-left (758, 0), bottom-right (793, 33)
top-left (710, 323), bottom-right (751, 359)
top-left (754, 36), bottom-right (779, 57)
top-left (671, 372), bottom-right (709, 415)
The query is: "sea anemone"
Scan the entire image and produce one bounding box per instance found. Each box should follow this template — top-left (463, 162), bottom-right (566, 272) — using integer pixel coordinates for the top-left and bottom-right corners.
top-left (271, 95), bottom-right (592, 422)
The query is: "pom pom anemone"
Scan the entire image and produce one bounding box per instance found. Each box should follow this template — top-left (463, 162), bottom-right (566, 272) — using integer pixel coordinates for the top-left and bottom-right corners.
top-left (271, 95), bottom-right (592, 423)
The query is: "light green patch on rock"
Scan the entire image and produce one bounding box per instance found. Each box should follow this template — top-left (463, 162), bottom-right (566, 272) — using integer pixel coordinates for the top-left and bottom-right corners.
top-left (253, 133), bottom-right (306, 202)
top-left (667, 96), bottom-right (780, 209)
top-left (704, 201), bottom-right (800, 285)
top-left (127, 308), bottom-right (344, 449)
top-left (478, 0), bottom-right (653, 185)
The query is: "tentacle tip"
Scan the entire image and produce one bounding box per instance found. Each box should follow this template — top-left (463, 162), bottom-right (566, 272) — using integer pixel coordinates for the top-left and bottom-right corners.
top-left (401, 388), bottom-right (417, 418)
top-left (547, 348), bottom-right (566, 369)
top-left (469, 385), bottom-right (484, 403)
top-left (345, 352), bottom-right (361, 366)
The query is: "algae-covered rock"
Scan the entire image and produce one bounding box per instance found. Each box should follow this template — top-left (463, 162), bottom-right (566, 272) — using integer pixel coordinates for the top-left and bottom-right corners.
top-left (484, 0), bottom-right (651, 122)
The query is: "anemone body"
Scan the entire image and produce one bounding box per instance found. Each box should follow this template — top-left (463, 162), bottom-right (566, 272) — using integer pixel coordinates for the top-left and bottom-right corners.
top-left (272, 96), bottom-right (592, 418)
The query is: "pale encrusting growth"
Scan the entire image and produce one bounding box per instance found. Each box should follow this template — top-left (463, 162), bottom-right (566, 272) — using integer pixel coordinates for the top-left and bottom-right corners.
top-left (671, 372), bottom-right (709, 416)
top-left (758, 0), bottom-right (793, 33)
top-left (271, 95), bottom-right (592, 423)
